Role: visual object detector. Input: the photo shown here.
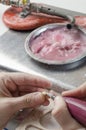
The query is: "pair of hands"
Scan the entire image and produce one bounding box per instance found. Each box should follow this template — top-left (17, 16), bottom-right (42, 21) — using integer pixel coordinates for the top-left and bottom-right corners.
top-left (52, 84), bottom-right (86, 130)
top-left (0, 72), bottom-right (85, 130)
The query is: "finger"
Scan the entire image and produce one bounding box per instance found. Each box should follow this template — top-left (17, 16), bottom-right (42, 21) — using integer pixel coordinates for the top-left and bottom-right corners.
top-left (19, 88), bottom-right (45, 96)
top-left (52, 96), bottom-right (82, 130)
top-left (10, 92), bottom-right (46, 111)
top-left (18, 85), bottom-right (45, 92)
top-left (62, 82), bottom-right (86, 99)
top-left (9, 73), bottom-right (51, 88)
top-left (12, 91), bottom-right (31, 97)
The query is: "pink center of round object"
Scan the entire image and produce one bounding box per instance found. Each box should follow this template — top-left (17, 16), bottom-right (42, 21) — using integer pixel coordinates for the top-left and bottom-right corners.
top-left (30, 27), bottom-right (86, 61)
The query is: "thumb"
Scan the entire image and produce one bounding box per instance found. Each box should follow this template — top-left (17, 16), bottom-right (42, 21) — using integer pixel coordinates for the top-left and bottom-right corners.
top-left (10, 92), bottom-right (45, 112)
top-left (52, 96), bottom-right (82, 130)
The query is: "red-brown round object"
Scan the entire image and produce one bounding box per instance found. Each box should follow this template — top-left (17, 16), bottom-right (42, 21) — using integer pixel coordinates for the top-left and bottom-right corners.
top-left (3, 7), bottom-right (66, 30)
top-left (75, 16), bottom-right (86, 28)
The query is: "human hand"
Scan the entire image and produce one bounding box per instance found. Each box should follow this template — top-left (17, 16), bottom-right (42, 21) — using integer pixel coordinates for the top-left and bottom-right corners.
top-left (62, 82), bottom-right (86, 99)
top-left (0, 72), bottom-right (51, 129)
top-left (51, 82), bottom-right (86, 130)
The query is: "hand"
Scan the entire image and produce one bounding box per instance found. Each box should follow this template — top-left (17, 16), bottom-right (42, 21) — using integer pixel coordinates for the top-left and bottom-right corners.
top-left (0, 72), bottom-right (51, 129)
top-left (51, 82), bottom-right (86, 130)
top-left (62, 82), bottom-right (86, 99)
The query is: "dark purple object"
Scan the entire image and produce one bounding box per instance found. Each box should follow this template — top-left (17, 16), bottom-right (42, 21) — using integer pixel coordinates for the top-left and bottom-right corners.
top-left (64, 97), bottom-right (86, 127)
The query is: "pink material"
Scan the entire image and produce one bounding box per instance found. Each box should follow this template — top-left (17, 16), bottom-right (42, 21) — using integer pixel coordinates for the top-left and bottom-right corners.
top-left (64, 97), bottom-right (86, 127)
top-left (30, 27), bottom-right (86, 61)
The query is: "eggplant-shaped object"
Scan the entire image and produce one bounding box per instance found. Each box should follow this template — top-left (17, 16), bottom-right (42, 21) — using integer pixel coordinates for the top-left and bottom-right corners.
top-left (64, 97), bottom-right (86, 127)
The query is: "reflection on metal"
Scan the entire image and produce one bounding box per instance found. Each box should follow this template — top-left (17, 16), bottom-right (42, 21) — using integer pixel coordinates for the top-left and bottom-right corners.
top-left (0, 53), bottom-right (74, 92)
top-left (0, 53), bottom-right (38, 75)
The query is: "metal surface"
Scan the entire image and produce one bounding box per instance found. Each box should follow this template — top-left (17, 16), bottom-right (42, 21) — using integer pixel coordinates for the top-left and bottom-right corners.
top-left (0, 29), bottom-right (86, 90)
top-left (0, 0), bottom-right (75, 23)
top-left (25, 23), bottom-right (86, 68)
top-left (30, 3), bottom-right (75, 25)
top-left (19, 2), bottom-right (75, 24)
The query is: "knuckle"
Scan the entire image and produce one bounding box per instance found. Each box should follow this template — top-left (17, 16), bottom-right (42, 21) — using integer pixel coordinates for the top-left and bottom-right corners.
top-left (26, 96), bottom-right (32, 104)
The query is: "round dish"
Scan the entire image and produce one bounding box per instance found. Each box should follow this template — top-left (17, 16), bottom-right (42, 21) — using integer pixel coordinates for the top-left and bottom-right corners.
top-left (25, 23), bottom-right (86, 67)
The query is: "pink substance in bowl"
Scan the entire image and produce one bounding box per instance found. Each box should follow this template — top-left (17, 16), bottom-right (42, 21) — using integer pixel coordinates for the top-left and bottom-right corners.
top-left (30, 27), bottom-right (86, 62)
